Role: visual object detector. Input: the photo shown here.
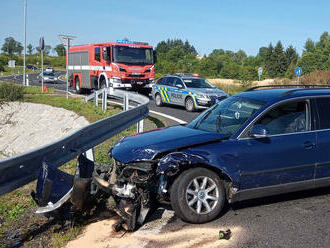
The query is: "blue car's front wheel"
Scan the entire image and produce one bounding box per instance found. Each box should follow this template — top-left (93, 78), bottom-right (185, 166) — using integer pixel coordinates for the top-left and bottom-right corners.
top-left (170, 167), bottom-right (225, 223)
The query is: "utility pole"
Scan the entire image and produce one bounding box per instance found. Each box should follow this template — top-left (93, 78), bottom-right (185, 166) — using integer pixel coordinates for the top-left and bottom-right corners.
top-left (23, 0), bottom-right (27, 85)
top-left (58, 35), bottom-right (76, 99)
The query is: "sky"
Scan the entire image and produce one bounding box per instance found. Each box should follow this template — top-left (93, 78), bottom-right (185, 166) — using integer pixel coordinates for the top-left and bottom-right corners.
top-left (0, 0), bottom-right (329, 56)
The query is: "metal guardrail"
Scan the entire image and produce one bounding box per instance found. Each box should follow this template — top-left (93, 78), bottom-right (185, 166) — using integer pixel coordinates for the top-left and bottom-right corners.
top-left (0, 88), bottom-right (149, 195)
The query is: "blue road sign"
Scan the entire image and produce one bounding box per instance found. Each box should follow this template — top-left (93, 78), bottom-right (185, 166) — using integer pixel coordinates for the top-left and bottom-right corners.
top-left (295, 67), bottom-right (302, 77)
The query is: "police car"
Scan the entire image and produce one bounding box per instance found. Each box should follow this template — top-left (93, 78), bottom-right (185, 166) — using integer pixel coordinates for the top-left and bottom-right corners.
top-left (152, 73), bottom-right (228, 111)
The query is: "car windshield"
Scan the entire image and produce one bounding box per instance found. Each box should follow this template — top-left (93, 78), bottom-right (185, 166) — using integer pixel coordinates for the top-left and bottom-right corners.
top-left (183, 78), bottom-right (214, 88)
top-left (43, 72), bottom-right (54, 76)
top-left (188, 96), bottom-right (265, 136)
top-left (113, 46), bottom-right (153, 65)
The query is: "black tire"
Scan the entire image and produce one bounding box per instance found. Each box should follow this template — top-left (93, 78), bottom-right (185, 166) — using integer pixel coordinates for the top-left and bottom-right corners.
top-left (155, 93), bottom-right (163, 107)
top-left (100, 78), bottom-right (106, 89)
top-left (170, 167), bottom-right (225, 223)
top-left (75, 77), bottom-right (82, 94)
top-left (185, 97), bottom-right (195, 112)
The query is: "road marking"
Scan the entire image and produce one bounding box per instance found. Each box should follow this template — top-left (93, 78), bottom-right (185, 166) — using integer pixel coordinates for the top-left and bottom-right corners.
top-left (107, 100), bottom-right (187, 124)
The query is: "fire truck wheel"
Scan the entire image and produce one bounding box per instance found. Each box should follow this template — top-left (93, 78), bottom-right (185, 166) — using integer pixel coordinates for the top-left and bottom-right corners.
top-left (75, 77), bottom-right (82, 94)
top-left (155, 93), bottom-right (163, 107)
top-left (100, 78), bottom-right (106, 89)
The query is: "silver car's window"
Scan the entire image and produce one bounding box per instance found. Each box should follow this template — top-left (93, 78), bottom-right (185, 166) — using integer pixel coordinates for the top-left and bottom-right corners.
top-left (189, 96), bottom-right (265, 135)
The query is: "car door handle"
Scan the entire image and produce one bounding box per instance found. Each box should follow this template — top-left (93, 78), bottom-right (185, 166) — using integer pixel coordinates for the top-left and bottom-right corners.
top-left (304, 141), bottom-right (316, 150)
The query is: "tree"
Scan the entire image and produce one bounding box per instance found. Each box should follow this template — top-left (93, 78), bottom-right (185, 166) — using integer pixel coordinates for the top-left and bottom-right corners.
top-left (273, 41), bottom-right (288, 77)
top-left (285, 45), bottom-right (298, 65)
top-left (54, 44), bottom-right (65, 56)
top-left (1, 37), bottom-right (23, 55)
top-left (304, 39), bottom-right (315, 53)
top-left (27, 44), bottom-right (33, 55)
top-left (36, 45), bottom-right (52, 55)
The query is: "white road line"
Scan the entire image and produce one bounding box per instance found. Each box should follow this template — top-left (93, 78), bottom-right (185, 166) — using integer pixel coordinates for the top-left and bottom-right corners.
top-left (107, 100), bottom-right (187, 124)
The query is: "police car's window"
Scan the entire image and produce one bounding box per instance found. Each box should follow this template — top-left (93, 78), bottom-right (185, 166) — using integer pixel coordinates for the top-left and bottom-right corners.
top-left (189, 96), bottom-right (265, 135)
top-left (183, 78), bottom-right (213, 88)
top-left (157, 78), bottom-right (164, 85)
top-left (173, 78), bottom-right (184, 88)
top-left (162, 77), bottom-right (172, 86)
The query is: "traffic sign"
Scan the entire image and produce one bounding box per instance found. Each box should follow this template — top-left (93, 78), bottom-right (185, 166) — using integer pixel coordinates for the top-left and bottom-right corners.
top-left (8, 60), bottom-right (15, 68)
top-left (39, 37), bottom-right (44, 50)
top-left (295, 67), bottom-right (302, 77)
top-left (258, 67), bottom-right (263, 76)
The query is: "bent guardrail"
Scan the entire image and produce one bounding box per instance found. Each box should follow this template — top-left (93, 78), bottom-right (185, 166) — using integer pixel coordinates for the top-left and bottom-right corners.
top-left (0, 89), bottom-right (149, 195)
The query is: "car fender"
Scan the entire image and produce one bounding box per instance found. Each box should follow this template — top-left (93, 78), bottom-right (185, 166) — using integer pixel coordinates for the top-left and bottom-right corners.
top-left (156, 151), bottom-right (235, 184)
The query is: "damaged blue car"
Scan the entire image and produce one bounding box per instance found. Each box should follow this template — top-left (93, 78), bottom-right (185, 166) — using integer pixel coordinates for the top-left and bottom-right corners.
top-left (34, 85), bottom-right (330, 231)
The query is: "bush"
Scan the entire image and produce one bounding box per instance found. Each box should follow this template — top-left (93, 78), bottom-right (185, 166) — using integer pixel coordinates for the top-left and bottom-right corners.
top-left (301, 70), bottom-right (330, 85)
top-left (0, 83), bottom-right (24, 101)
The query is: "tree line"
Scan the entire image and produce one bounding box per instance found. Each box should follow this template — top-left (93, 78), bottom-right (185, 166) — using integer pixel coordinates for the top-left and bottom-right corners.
top-left (1, 32), bottom-right (329, 79)
top-left (155, 31), bottom-right (329, 81)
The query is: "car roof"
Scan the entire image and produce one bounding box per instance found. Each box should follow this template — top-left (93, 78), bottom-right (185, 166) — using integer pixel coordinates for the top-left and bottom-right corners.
top-left (236, 88), bottom-right (330, 103)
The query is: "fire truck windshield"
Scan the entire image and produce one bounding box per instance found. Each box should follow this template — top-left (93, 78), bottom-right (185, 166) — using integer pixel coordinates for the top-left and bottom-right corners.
top-left (113, 46), bottom-right (153, 65)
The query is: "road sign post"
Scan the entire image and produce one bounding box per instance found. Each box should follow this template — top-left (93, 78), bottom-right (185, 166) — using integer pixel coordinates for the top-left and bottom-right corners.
top-left (58, 35), bottom-right (76, 99)
top-left (40, 37), bottom-right (45, 92)
top-left (258, 67), bottom-right (263, 81)
top-left (295, 67), bottom-right (302, 83)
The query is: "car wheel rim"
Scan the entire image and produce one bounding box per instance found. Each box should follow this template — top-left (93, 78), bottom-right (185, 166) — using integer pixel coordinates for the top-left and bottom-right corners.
top-left (186, 99), bottom-right (193, 111)
top-left (185, 176), bottom-right (219, 215)
top-left (156, 95), bottom-right (161, 105)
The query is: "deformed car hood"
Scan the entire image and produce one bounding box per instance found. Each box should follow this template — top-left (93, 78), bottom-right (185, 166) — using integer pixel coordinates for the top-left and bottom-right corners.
top-left (111, 125), bottom-right (228, 163)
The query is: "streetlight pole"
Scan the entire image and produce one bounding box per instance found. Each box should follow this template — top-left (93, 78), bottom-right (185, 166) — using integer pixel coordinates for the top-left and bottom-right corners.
top-left (58, 35), bottom-right (76, 99)
top-left (23, 0), bottom-right (27, 85)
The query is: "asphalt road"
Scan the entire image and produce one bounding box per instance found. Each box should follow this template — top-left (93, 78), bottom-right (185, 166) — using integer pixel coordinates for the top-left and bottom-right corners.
top-left (2, 72), bottom-right (330, 247)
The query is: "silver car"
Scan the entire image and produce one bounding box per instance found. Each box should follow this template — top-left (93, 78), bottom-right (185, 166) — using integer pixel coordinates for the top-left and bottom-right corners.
top-left (152, 73), bottom-right (228, 111)
top-left (38, 72), bottom-right (57, 83)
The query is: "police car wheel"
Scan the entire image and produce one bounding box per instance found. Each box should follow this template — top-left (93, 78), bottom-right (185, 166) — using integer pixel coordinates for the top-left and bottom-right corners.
top-left (185, 97), bottom-right (195, 112)
top-left (155, 93), bottom-right (163, 107)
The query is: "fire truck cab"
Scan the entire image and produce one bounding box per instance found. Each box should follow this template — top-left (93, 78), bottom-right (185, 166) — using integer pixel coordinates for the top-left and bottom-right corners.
top-left (68, 40), bottom-right (156, 94)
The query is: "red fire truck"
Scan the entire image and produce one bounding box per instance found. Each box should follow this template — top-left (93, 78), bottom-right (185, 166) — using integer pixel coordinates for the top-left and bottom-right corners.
top-left (68, 40), bottom-right (156, 94)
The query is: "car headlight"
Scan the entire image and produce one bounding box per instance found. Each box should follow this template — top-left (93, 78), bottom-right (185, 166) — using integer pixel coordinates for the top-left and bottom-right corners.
top-left (196, 94), bottom-right (209, 99)
top-left (112, 77), bottom-right (121, 84)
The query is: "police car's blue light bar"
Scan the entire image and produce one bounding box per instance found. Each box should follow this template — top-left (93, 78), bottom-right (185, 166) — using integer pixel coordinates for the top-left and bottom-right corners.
top-left (116, 40), bottom-right (149, 45)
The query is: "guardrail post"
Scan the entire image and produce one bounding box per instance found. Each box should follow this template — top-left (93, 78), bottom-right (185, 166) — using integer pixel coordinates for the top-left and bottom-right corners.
top-left (102, 89), bottom-right (107, 110)
top-left (124, 94), bottom-right (129, 111)
top-left (137, 120), bottom-right (144, 133)
top-left (94, 91), bottom-right (98, 107)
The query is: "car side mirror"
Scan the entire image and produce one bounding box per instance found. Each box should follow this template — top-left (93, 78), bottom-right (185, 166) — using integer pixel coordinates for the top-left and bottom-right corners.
top-left (249, 124), bottom-right (270, 138)
top-left (175, 84), bottom-right (183, 89)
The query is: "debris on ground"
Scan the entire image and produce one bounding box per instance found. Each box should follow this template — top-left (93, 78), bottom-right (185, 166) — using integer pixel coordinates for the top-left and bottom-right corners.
top-left (219, 229), bottom-right (231, 240)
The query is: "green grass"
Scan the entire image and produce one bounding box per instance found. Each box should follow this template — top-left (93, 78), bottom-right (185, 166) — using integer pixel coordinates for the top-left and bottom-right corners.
top-left (23, 85), bottom-right (55, 95)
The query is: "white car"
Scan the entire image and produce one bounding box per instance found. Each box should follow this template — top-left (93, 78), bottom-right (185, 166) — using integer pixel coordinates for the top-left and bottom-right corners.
top-left (38, 72), bottom-right (57, 83)
top-left (45, 66), bottom-right (54, 73)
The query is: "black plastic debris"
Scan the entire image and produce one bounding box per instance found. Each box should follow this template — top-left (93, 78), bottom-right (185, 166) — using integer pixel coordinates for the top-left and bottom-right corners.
top-left (219, 229), bottom-right (231, 240)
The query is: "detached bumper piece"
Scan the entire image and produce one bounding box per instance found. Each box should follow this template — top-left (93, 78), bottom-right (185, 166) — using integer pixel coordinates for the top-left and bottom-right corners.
top-left (32, 155), bottom-right (94, 215)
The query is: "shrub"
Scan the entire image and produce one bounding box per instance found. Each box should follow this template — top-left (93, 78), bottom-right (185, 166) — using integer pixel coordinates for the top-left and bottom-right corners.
top-left (301, 70), bottom-right (330, 85)
top-left (0, 82), bottom-right (24, 101)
